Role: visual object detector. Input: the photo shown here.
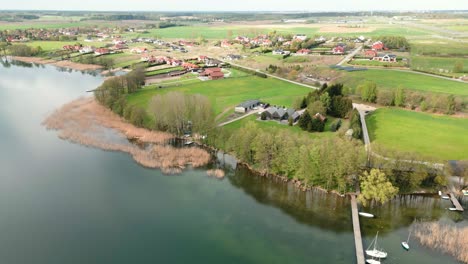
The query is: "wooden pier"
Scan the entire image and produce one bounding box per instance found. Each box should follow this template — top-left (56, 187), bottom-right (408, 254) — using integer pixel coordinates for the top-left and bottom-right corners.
top-left (449, 193), bottom-right (464, 211)
top-left (350, 194), bottom-right (365, 264)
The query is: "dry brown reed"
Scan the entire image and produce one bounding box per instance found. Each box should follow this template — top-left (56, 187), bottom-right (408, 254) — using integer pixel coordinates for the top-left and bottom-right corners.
top-left (413, 222), bottom-right (468, 263)
top-left (43, 97), bottom-right (211, 173)
top-left (206, 169), bottom-right (225, 179)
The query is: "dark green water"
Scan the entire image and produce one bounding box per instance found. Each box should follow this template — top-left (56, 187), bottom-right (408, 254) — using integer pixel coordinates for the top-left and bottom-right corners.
top-left (0, 61), bottom-right (465, 264)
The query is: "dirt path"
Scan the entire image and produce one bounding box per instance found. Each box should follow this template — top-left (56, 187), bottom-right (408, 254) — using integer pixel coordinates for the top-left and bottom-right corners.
top-left (217, 109), bottom-right (260, 127)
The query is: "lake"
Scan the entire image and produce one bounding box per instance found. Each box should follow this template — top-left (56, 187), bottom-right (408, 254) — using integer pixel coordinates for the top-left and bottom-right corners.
top-left (0, 61), bottom-right (465, 264)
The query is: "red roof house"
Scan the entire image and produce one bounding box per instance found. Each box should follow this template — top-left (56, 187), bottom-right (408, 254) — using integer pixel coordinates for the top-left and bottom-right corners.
top-left (365, 50), bottom-right (378, 58)
top-left (296, 49), bottom-right (311, 55)
top-left (372, 41), bottom-right (385, 51)
top-left (332, 46), bottom-right (345, 54)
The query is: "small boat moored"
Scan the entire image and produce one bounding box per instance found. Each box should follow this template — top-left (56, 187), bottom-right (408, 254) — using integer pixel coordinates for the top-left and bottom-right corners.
top-left (448, 207), bottom-right (458, 211)
top-left (441, 195), bottom-right (450, 200)
top-left (184, 141), bottom-right (194, 146)
top-left (366, 258), bottom-right (380, 264)
top-left (463, 190), bottom-right (468, 196)
top-left (401, 230), bottom-right (411, 250)
top-left (359, 212), bottom-right (375, 218)
top-left (366, 231), bottom-right (388, 259)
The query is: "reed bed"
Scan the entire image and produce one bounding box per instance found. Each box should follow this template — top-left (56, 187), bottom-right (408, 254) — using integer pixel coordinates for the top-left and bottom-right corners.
top-left (413, 222), bottom-right (468, 263)
top-left (43, 97), bottom-right (211, 173)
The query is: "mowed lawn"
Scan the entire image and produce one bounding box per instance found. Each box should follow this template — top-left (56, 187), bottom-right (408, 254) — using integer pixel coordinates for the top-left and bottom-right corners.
top-left (340, 69), bottom-right (468, 96)
top-left (223, 114), bottom-right (341, 140)
top-left (367, 108), bottom-right (468, 160)
top-left (127, 76), bottom-right (312, 115)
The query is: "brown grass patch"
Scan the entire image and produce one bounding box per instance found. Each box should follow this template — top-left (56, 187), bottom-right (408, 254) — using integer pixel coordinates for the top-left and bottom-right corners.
top-left (413, 222), bottom-right (468, 263)
top-left (207, 169), bottom-right (225, 179)
top-left (43, 97), bottom-right (211, 173)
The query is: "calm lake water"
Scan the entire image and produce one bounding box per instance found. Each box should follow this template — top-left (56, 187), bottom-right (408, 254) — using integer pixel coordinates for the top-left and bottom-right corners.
top-left (0, 61), bottom-right (466, 264)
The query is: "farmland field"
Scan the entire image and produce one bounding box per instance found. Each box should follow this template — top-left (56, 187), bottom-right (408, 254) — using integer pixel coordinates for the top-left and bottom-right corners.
top-left (339, 69), bottom-right (468, 96)
top-left (410, 56), bottom-right (468, 76)
top-left (127, 75), bottom-right (312, 115)
top-left (410, 40), bottom-right (468, 56)
top-left (367, 108), bottom-right (468, 160)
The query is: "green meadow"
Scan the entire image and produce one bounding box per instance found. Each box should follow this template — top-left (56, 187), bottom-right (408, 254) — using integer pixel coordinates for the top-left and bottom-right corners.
top-left (339, 69), bottom-right (468, 96)
top-left (127, 75), bottom-right (312, 115)
top-left (367, 108), bottom-right (468, 160)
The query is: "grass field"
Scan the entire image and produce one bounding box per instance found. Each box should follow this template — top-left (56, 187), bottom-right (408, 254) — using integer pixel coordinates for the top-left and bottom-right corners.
top-left (119, 23), bottom-right (432, 40)
top-left (222, 114), bottom-right (340, 140)
top-left (339, 69), bottom-right (468, 96)
top-left (410, 56), bottom-right (468, 76)
top-left (367, 108), bottom-right (468, 160)
top-left (410, 40), bottom-right (468, 56)
top-left (127, 75), bottom-right (312, 115)
top-left (348, 59), bottom-right (408, 67)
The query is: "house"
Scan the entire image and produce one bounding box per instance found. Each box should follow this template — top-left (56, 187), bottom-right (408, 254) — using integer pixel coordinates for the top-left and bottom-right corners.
top-left (205, 59), bottom-right (222, 67)
top-left (272, 49), bottom-right (290, 55)
top-left (130, 47), bottom-right (148, 54)
top-left (365, 49), bottom-right (378, 58)
top-left (235, 100), bottom-right (260, 113)
top-left (221, 40), bottom-right (232, 48)
top-left (225, 54), bottom-right (242, 60)
top-left (62, 44), bottom-right (81, 51)
top-left (79, 46), bottom-right (94, 54)
top-left (293, 34), bottom-right (307, 41)
top-left (332, 46), bottom-right (345, 54)
top-left (313, 113), bottom-right (327, 122)
top-left (198, 55), bottom-right (208, 62)
top-left (94, 48), bottom-right (110, 55)
top-left (263, 107), bottom-right (302, 122)
top-left (200, 68), bottom-right (224, 80)
top-left (141, 55), bottom-right (157, 63)
top-left (373, 54), bottom-right (397, 62)
top-left (372, 41), bottom-right (385, 51)
top-left (182, 62), bottom-right (200, 70)
top-left (112, 43), bottom-right (127, 50)
top-left (315, 36), bottom-right (326, 42)
top-left (261, 39), bottom-right (272, 46)
top-left (296, 49), bottom-right (311, 55)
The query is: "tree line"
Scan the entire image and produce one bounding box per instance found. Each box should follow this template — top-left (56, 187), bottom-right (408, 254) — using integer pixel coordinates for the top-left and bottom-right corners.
top-left (222, 121), bottom-right (366, 192)
top-left (94, 66), bottom-right (146, 126)
top-left (357, 81), bottom-right (464, 115)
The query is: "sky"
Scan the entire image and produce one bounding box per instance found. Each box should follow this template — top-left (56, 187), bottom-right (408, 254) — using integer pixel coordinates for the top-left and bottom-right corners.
top-left (2, 0), bottom-right (468, 12)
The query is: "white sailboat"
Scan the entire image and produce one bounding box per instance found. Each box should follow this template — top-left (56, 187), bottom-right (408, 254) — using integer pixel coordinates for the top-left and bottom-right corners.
top-left (401, 231), bottom-right (411, 250)
top-left (359, 212), bottom-right (374, 218)
top-left (366, 231), bottom-right (388, 259)
top-left (366, 258), bottom-right (381, 264)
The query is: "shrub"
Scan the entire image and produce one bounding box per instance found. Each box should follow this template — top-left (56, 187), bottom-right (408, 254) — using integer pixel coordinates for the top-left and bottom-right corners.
top-left (330, 119), bottom-right (342, 132)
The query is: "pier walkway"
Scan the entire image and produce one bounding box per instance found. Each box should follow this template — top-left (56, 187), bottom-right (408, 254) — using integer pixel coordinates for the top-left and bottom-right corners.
top-left (350, 194), bottom-right (365, 264)
top-left (449, 193), bottom-right (464, 211)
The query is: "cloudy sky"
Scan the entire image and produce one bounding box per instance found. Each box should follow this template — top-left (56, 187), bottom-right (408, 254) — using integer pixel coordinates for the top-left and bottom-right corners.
top-left (2, 0), bottom-right (467, 11)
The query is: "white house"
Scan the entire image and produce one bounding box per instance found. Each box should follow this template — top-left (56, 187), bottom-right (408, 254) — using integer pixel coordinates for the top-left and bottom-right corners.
top-left (293, 34), bottom-right (307, 41)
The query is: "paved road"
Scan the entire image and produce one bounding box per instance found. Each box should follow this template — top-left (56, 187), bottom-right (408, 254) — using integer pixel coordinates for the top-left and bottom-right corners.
top-left (217, 109), bottom-right (260, 127)
top-left (220, 60), bottom-right (319, 90)
top-left (337, 45), bottom-right (363, 66)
